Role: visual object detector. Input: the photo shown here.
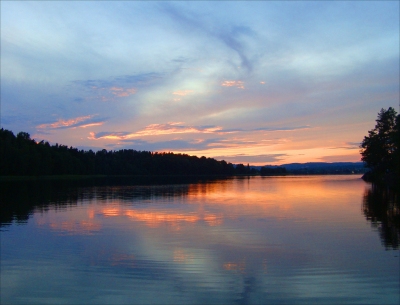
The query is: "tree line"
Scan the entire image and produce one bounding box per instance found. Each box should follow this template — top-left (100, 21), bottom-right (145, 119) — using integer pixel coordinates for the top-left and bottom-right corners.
top-left (0, 129), bottom-right (256, 176)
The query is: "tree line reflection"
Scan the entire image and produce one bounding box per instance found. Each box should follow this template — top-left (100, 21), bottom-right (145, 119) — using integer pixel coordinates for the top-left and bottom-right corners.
top-left (2, 177), bottom-right (399, 252)
top-left (0, 176), bottom-right (227, 228)
top-left (362, 184), bottom-right (399, 249)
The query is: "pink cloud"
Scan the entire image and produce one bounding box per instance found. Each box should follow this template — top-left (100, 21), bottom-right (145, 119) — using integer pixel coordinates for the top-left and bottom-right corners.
top-left (79, 122), bottom-right (104, 128)
top-left (88, 123), bottom-right (229, 140)
top-left (37, 115), bottom-right (94, 129)
top-left (221, 80), bottom-right (244, 89)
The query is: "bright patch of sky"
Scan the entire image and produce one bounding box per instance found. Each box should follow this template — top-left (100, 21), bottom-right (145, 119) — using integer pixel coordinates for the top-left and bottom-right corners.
top-left (1, 1), bottom-right (399, 165)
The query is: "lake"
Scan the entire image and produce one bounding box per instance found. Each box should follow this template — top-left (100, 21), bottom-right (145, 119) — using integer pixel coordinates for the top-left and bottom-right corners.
top-left (1, 175), bottom-right (399, 304)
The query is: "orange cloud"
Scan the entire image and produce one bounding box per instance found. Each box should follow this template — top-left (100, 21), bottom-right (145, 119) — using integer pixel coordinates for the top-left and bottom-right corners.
top-left (88, 123), bottom-right (226, 140)
top-left (37, 115), bottom-right (94, 129)
top-left (221, 80), bottom-right (244, 89)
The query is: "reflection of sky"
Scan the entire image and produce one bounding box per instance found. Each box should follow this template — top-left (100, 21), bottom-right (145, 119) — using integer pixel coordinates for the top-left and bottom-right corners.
top-left (1, 1), bottom-right (399, 165)
top-left (1, 176), bottom-right (399, 304)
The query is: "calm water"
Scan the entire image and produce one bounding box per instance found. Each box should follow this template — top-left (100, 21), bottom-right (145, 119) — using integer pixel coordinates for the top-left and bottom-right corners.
top-left (1, 175), bottom-right (399, 304)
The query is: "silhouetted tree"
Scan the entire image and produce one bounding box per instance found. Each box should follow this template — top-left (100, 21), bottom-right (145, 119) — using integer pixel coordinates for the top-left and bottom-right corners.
top-left (235, 164), bottom-right (247, 175)
top-left (360, 107), bottom-right (399, 180)
top-left (260, 166), bottom-right (287, 176)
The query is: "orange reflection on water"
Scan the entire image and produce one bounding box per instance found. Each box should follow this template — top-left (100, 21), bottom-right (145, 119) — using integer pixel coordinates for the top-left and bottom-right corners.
top-left (203, 214), bottom-right (223, 226)
top-left (124, 209), bottom-right (199, 227)
top-left (88, 209), bottom-right (95, 219)
top-left (188, 177), bottom-right (362, 203)
top-left (36, 176), bottom-right (365, 237)
top-left (102, 207), bottom-right (121, 217)
top-left (100, 206), bottom-right (222, 228)
top-left (184, 176), bottom-right (365, 222)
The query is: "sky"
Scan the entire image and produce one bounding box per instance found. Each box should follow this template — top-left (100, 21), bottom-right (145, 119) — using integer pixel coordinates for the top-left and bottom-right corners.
top-left (1, 1), bottom-right (399, 165)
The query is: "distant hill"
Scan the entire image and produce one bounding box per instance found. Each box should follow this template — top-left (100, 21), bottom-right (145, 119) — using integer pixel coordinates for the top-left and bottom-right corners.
top-left (252, 162), bottom-right (367, 175)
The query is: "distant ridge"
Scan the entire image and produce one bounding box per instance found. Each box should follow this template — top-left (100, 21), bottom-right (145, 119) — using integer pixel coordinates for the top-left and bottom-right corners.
top-left (251, 162), bottom-right (367, 175)
top-left (279, 162), bottom-right (364, 170)
top-left (252, 162), bottom-right (364, 168)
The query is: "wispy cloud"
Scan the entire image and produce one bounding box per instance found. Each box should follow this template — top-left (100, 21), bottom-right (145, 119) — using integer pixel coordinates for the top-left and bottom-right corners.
top-left (328, 141), bottom-right (361, 150)
top-left (216, 25), bottom-right (256, 73)
top-left (79, 122), bottom-right (104, 128)
top-left (319, 154), bottom-right (361, 163)
top-left (103, 138), bottom-right (226, 151)
top-left (37, 115), bottom-right (105, 130)
top-left (253, 125), bottom-right (311, 132)
top-left (221, 80), bottom-right (244, 89)
top-left (346, 141), bottom-right (361, 148)
top-left (73, 73), bottom-right (162, 89)
top-left (109, 87), bottom-right (136, 97)
top-left (159, 3), bottom-right (256, 74)
top-left (76, 85), bottom-right (136, 102)
top-left (71, 73), bottom-right (162, 102)
top-left (88, 123), bottom-right (311, 141)
top-left (88, 123), bottom-right (231, 140)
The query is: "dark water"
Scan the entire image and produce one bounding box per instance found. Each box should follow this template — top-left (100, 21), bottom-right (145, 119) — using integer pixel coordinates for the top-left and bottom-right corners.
top-left (1, 176), bottom-right (399, 304)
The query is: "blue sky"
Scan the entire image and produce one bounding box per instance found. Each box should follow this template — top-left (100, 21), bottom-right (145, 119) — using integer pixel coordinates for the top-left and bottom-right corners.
top-left (1, 1), bottom-right (399, 165)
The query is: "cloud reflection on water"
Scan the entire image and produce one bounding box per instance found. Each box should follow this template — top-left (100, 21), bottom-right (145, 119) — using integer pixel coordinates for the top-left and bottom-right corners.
top-left (2, 176), bottom-right (399, 304)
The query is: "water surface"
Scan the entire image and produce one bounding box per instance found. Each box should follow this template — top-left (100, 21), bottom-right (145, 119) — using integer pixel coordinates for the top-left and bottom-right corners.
top-left (1, 175), bottom-right (399, 304)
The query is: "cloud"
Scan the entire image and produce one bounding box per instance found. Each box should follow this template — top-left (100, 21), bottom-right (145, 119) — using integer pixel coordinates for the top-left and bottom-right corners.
top-left (346, 141), bottom-right (362, 148)
top-left (318, 154), bottom-right (361, 163)
top-left (88, 123), bottom-right (311, 142)
top-left (253, 125), bottom-right (311, 132)
top-left (328, 142), bottom-right (361, 150)
top-left (71, 73), bottom-right (162, 102)
top-left (78, 122), bottom-right (105, 128)
top-left (74, 84), bottom-right (136, 102)
top-left (103, 138), bottom-right (227, 152)
top-left (216, 25), bottom-right (256, 73)
top-left (97, 135), bottom-right (289, 161)
top-left (159, 3), bottom-right (256, 74)
top-left (221, 80), bottom-right (245, 89)
top-left (109, 87), bottom-right (137, 97)
top-left (88, 123), bottom-right (236, 141)
top-left (37, 115), bottom-right (105, 130)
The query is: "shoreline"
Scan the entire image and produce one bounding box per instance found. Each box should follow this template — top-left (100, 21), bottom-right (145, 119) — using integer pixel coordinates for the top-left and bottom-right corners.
top-left (0, 173), bottom-right (365, 182)
top-left (362, 171), bottom-right (399, 190)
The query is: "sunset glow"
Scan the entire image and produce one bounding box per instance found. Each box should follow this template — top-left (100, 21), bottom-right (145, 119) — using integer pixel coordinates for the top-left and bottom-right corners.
top-left (1, 1), bottom-right (398, 165)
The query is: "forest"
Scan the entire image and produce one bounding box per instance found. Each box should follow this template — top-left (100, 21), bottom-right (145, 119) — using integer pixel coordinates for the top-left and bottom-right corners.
top-left (0, 128), bottom-right (255, 176)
